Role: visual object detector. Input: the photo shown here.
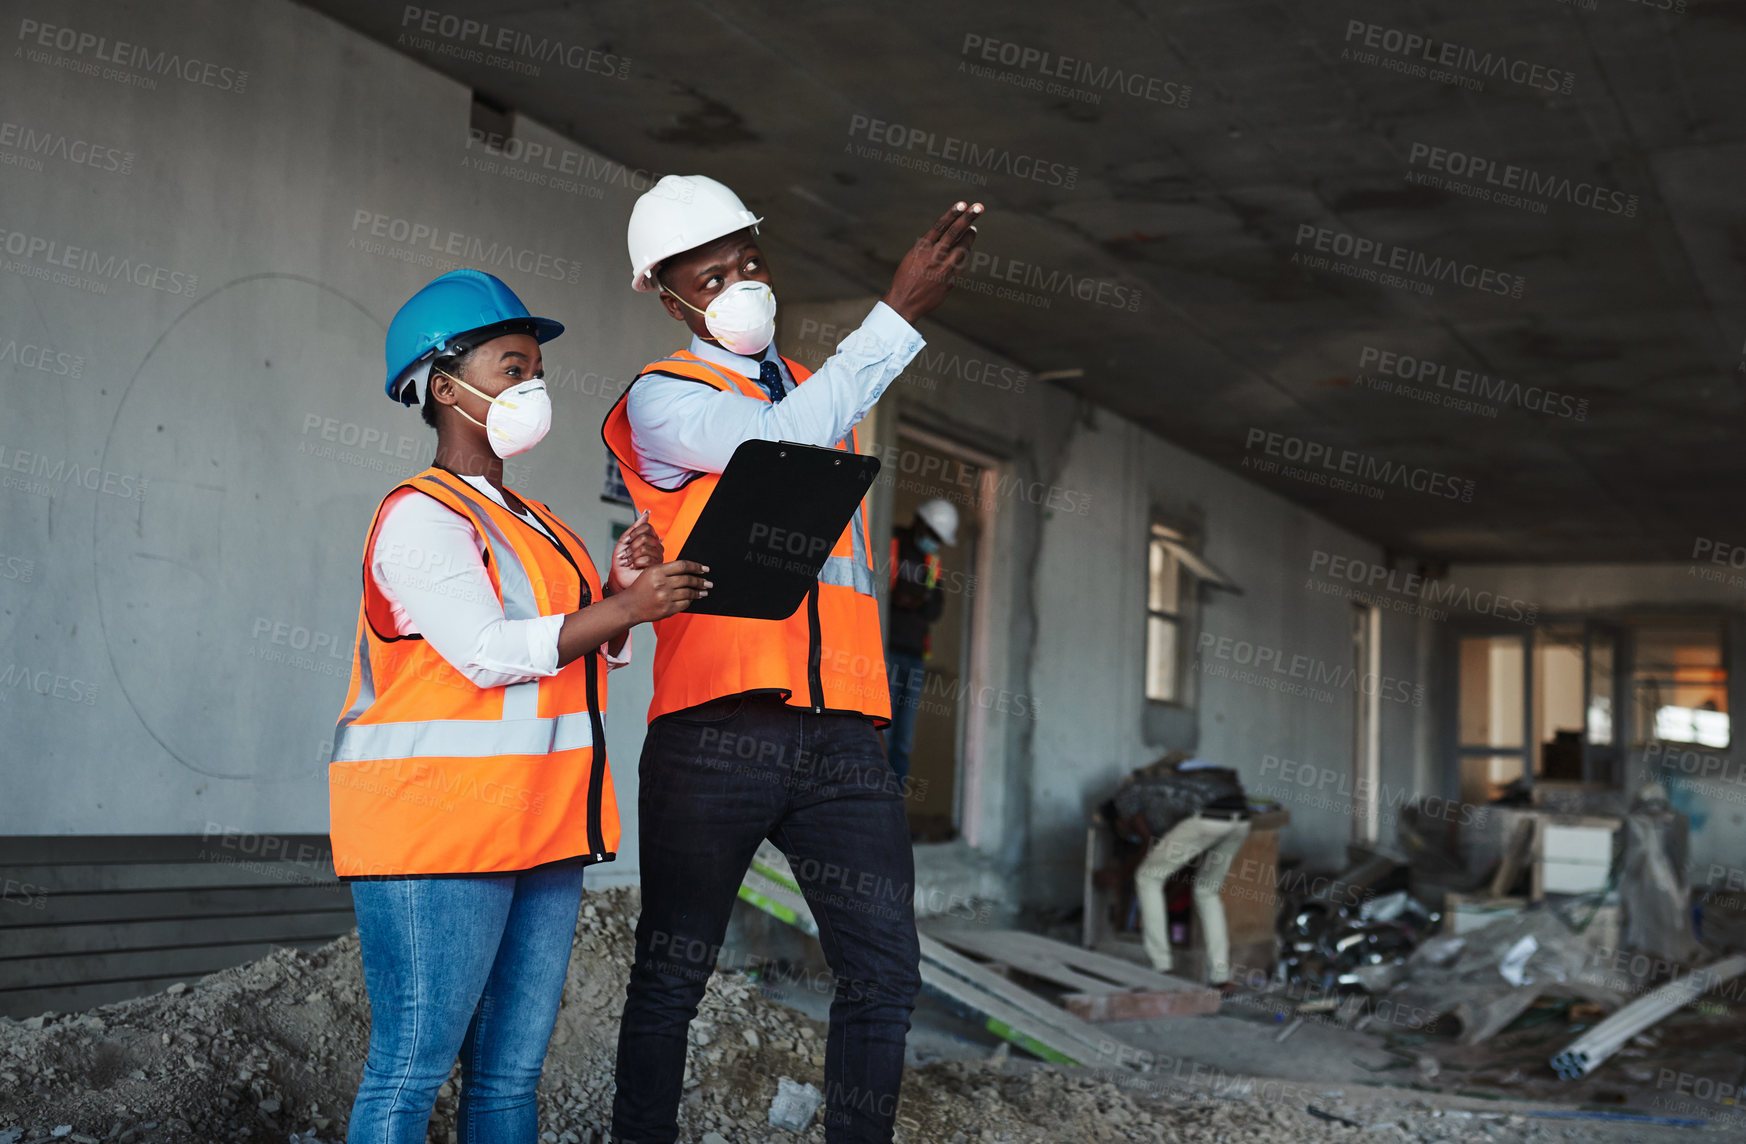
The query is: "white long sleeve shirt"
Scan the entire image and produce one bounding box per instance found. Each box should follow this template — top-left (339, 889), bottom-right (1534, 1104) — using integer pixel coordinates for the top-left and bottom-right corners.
top-left (624, 300), bottom-right (924, 487)
top-left (370, 472), bottom-right (629, 689)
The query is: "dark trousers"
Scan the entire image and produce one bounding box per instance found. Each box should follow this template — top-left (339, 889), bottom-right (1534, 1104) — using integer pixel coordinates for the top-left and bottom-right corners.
top-left (611, 694), bottom-right (922, 1144)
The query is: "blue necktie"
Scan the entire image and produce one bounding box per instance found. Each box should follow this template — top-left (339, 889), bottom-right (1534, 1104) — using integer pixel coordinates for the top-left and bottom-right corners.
top-left (757, 359), bottom-right (786, 404)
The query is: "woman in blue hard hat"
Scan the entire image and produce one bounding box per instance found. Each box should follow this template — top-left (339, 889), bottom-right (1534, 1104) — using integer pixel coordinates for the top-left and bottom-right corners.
top-left (328, 268), bottom-right (710, 1143)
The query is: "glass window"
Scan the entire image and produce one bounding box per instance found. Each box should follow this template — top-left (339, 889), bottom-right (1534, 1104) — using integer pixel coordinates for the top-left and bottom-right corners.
top-left (1145, 524), bottom-right (1188, 703)
top-left (1633, 621), bottom-right (1728, 748)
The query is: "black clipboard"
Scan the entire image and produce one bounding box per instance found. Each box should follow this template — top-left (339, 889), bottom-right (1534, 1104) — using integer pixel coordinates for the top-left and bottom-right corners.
top-left (674, 439), bottom-right (881, 620)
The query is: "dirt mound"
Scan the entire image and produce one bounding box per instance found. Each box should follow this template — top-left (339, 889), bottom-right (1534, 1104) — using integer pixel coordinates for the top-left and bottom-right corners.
top-left (0, 887), bottom-right (1415, 1143)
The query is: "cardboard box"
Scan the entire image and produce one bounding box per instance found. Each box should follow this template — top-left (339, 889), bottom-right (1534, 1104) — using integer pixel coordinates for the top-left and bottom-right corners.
top-left (1537, 818), bottom-right (1618, 896)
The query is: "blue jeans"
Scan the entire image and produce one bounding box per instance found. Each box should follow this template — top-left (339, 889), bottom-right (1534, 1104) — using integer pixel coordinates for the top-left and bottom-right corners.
top-left (347, 865), bottom-right (586, 1144)
top-left (884, 651), bottom-right (926, 784)
top-left (612, 695), bottom-right (921, 1144)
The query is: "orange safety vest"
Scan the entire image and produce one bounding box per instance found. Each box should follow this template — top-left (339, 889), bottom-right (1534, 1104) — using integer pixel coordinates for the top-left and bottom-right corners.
top-left (327, 466), bottom-right (620, 877)
top-left (601, 350), bottom-right (890, 725)
top-left (888, 534), bottom-right (943, 659)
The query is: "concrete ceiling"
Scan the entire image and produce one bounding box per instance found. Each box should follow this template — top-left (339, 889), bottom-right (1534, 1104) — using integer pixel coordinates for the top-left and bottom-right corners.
top-left (298, 0), bottom-right (1746, 563)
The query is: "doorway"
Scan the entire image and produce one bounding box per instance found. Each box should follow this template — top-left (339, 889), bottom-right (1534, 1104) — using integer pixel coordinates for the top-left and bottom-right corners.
top-left (885, 427), bottom-right (996, 843)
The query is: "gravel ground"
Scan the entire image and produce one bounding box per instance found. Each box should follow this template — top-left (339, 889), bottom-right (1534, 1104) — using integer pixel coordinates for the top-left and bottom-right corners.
top-left (0, 888), bottom-right (1727, 1143)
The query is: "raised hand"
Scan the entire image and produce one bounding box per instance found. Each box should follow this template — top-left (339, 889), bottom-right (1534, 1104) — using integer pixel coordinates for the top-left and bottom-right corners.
top-left (880, 201), bottom-right (984, 325)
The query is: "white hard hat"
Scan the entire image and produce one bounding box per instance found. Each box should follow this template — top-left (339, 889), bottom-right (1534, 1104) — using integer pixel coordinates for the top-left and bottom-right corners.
top-left (627, 175), bottom-right (763, 292)
top-left (916, 498), bottom-right (960, 546)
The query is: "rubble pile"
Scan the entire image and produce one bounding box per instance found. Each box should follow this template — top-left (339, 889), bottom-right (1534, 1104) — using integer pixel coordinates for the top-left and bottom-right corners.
top-left (1, 888), bottom-right (1426, 1144)
top-left (1278, 888), bottom-right (1440, 994)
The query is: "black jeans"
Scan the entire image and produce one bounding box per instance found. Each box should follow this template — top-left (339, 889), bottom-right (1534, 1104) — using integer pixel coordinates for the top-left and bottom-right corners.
top-left (611, 694), bottom-right (921, 1144)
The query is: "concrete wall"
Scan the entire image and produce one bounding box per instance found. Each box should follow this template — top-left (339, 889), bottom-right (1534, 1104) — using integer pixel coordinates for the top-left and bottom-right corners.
top-left (1022, 400), bottom-right (1425, 898)
top-left (0, 0), bottom-right (681, 884)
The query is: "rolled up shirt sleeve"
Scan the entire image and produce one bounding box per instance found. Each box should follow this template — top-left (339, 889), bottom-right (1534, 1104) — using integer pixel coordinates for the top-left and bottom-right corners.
top-left (602, 627), bottom-right (632, 671)
top-left (626, 300), bottom-right (925, 484)
top-left (371, 489), bottom-right (567, 689)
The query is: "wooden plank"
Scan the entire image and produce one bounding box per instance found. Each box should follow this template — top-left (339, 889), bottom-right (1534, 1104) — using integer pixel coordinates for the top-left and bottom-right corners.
top-left (986, 931), bottom-right (1204, 993)
top-left (926, 926), bottom-right (1220, 1022)
top-left (918, 935), bottom-right (1140, 1070)
top-left (0, 909), bottom-right (357, 958)
top-left (917, 963), bottom-right (1087, 1066)
top-left (928, 926), bottom-right (1207, 994)
top-left (0, 834), bottom-right (333, 865)
top-left (925, 929), bottom-right (1120, 994)
top-left (0, 883), bottom-right (352, 928)
top-left (0, 973), bottom-right (196, 1017)
top-left (5, 861), bottom-right (339, 894)
top-left (0, 936), bottom-right (352, 997)
top-left (0, 942), bottom-right (336, 1020)
top-left (0, 833), bottom-right (352, 1021)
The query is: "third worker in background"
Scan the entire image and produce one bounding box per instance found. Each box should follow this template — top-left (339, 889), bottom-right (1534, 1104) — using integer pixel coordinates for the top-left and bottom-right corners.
top-left (885, 497), bottom-right (958, 786)
top-left (1107, 751), bottom-right (1252, 993)
top-left (602, 174), bottom-right (982, 1144)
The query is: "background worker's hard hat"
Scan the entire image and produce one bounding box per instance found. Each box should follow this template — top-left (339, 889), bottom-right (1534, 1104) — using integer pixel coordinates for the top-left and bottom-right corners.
top-left (383, 269), bottom-right (564, 406)
top-left (627, 174), bottom-right (763, 293)
top-left (916, 498), bottom-right (960, 547)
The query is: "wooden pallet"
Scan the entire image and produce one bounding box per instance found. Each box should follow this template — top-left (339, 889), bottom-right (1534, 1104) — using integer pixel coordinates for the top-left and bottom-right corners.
top-left (0, 833), bottom-right (353, 1020)
top-left (923, 923), bottom-right (1220, 1022)
top-left (738, 845), bottom-right (1149, 1070)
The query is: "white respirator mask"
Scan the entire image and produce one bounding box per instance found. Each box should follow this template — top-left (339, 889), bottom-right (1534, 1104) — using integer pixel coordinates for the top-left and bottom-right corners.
top-left (435, 369), bottom-right (553, 458)
top-left (668, 279), bottom-right (777, 357)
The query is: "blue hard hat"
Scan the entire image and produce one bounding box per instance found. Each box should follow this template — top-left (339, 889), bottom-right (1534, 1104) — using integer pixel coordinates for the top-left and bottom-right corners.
top-left (384, 269), bottom-right (564, 405)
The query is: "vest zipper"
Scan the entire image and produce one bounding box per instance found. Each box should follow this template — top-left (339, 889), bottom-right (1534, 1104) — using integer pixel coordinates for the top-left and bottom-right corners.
top-left (806, 582), bottom-right (824, 713)
top-left (582, 649), bottom-right (608, 857)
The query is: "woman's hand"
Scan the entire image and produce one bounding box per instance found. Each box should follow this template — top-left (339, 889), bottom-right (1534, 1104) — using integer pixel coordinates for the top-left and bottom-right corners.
top-left (609, 510), bottom-right (664, 594)
top-left (619, 559), bottom-right (711, 623)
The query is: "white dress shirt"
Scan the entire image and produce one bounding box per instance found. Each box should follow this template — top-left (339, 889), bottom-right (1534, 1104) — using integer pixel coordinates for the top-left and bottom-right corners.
top-left (371, 472), bottom-right (628, 689)
top-left (624, 300), bottom-right (924, 487)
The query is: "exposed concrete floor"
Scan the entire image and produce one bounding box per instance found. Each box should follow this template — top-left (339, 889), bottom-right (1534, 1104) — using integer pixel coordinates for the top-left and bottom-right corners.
top-left (752, 943), bottom-right (1742, 1140)
top-left (729, 896), bottom-right (1744, 1136)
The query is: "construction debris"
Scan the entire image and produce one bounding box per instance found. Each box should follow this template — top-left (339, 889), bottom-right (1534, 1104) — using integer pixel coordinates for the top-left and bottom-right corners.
top-left (767, 1076), bottom-right (822, 1132)
top-left (1386, 908), bottom-right (1624, 1045)
top-left (1277, 864), bottom-right (1439, 993)
top-left (0, 885), bottom-right (1564, 1144)
top-left (1550, 953), bottom-right (1746, 1080)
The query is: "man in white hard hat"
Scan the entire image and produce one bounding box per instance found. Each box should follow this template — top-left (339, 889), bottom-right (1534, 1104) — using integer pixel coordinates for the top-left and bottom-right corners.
top-left (602, 175), bottom-right (981, 1144)
top-left (885, 497), bottom-right (959, 786)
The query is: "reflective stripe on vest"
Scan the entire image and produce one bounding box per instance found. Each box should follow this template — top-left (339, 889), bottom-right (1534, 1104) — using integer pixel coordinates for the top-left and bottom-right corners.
top-left (334, 710), bottom-right (596, 762)
top-left (820, 502), bottom-right (876, 595)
